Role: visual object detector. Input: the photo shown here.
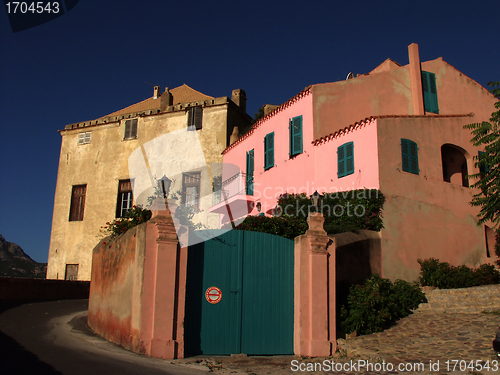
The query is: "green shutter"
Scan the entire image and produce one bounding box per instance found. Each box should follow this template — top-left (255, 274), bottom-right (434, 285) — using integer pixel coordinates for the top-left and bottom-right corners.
top-left (289, 116), bottom-right (303, 157)
top-left (422, 71), bottom-right (439, 114)
top-left (246, 150), bottom-right (254, 195)
top-left (338, 142), bottom-right (354, 178)
top-left (345, 142), bottom-right (354, 175)
top-left (337, 145), bottom-right (345, 177)
top-left (478, 151), bottom-right (490, 174)
top-left (264, 132), bottom-right (274, 170)
top-left (401, 139), bottom-right (419, 175)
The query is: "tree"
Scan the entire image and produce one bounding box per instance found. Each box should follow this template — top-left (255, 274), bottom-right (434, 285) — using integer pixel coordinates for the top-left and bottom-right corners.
top-left (463, 81), bottom-right (500, 231)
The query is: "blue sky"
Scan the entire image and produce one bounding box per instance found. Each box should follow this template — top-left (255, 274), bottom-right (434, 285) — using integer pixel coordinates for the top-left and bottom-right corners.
top-left (0, 0), bottom-right (498, 263)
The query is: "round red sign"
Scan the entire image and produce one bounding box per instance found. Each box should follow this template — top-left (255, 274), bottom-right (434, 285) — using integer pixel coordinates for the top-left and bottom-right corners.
top-left (205, 286), bottom-right (222, 304)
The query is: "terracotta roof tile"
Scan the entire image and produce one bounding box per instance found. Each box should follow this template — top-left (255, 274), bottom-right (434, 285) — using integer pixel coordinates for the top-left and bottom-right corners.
top-left (105, 84), bottom-right (214, 118)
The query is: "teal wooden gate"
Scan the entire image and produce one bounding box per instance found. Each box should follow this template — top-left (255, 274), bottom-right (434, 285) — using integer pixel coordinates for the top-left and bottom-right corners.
top-left (184, 230), bottom-right (294, 356)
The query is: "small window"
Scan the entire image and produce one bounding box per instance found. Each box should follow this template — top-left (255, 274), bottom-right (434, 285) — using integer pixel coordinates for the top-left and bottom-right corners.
top-left (421, 71), bottom-right (439, 114)
top-left (69, 185), bottom-right (86, 221)
top-left (337, 142), bottom-right (354, 178)
top-left (478, 151), bottom-right (490, 174)
top-left (187, 106), bottom-right (203, 130)
top-left (65, 264), bottom-right (79, 281)
top-left (124, 119), bottom-right (138, 140)
top-left (78, 132), bottom-right (92, 145)
top-left (401, 139), bottom-right (419, 175)
top-left (264, 132), bottom-right (274, 170)
top-left (246, 150), bottom-right (254, 195)
top-left (116, 180), bottom-right (133, 218)
top-left (289, 115), bottom-right (303, 157)
top-left (182, 172), bottom-right (201, 211)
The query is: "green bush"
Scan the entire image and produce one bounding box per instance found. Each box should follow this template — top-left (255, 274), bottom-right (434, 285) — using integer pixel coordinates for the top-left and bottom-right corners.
top-left (230, 215), bottom-right (308, 240)
top-left (340, 274), bottom-right (426, 335)
top-left (277, 189), bottom-right (385, 235)
top-left (101, 205), bottom-right (152, 240)
top-left (418, 258), bottom-right (500, 289)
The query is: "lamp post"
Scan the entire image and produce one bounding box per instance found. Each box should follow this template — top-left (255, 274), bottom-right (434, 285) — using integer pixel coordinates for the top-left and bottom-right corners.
top-left (310, 191), bottom-right (323, 214)
top-left (159, 175), bottom-right (172, 198)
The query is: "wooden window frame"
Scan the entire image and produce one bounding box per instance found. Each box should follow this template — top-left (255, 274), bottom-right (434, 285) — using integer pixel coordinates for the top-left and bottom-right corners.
top-left (124, 119), bottom-right (138, 140)
top-left (69, 184), bottom-right (86, 221)
top-left (187, 106), bottom-right (203, 130)
top-left (116, 179), bottom-right (133, 218)
top-left (78, 132), bottom-right (92, 145)
top-left (182, 172), bottom-right (201, 211)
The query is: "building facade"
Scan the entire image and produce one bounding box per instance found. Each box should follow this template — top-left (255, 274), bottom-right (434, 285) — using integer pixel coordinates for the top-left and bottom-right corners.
top-left (47, 85), bottom-right (251, 280)
top-left (219, 44), bottom-right (498, 281)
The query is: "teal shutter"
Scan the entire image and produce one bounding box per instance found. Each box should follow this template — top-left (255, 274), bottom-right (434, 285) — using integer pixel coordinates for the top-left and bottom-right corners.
top-left (264, 132), bottom-right (274, 170)
top-left (478, 151), bottom-right (490, 174)
top-left (401, 139), bottom-right (419, 174)
top-left (337, 142), bottom-right (354, 178)
top-left (246, 150), bottom-right (254, 195)
top-left (289, 116), bottom-right (303, 157)
top-left (422, 71), bottom-right (439, 114)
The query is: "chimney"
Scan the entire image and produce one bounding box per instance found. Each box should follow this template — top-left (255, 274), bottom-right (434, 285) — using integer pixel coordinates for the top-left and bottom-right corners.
top-left (264, 104), bottom-right (278, 116)
top-left (231, 89), bottom-right (247, 114)
top-left (408, 43), bottom-right (424, 115)
top-left (160, 87), bottom-right (173, 111)
top-left (153, 85), bottom-right (161, 99)
top-left (229, 126), bottom-right (239, 145)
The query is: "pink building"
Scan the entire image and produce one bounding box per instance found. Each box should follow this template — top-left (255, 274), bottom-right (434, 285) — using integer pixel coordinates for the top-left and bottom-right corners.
top-left (215, 43), bottom-right (498, 281)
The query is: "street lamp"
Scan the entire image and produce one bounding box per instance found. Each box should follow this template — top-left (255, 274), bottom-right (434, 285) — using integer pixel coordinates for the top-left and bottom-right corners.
top-left (159, 175), bottom-right (172, 198)
top-left (310, 191), bottom-right (323, 211)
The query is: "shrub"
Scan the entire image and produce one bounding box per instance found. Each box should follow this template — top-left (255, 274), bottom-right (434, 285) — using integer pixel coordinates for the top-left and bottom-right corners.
top-left (101, 205), bottom-right (152, 240)
top-left (230, 215), bottom-right (308, 240)
top-left (418, 258), bottom-right (500, 289)
top-left (340, 274), bottom-right (426, 335)
top-left (277, 189), bottom-right (385, 235)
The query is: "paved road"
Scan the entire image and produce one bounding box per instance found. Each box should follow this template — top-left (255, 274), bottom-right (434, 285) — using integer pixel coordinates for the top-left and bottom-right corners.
top-left (0, 299), bottom-right (206, 375)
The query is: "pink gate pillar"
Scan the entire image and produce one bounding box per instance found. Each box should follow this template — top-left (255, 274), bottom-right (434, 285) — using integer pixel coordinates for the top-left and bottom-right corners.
top-left (140, 198), bottom-right (187, 359)
top-left (294, 213), bottom-right (336, 357)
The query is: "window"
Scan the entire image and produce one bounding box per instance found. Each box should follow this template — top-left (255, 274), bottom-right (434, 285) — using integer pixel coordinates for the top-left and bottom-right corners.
top-left (116, 180), bottom-right (133, 218)
top-left (124, 119), bottom-right (138, 140)
top-left (65, 264), bottom-right (79, 281)
top-left (478, 151), bottom-right (490, 174)
top-left (421, 71), bottom-right (439, 114)
top-left (289, 115), bottom-right (303, 157)
top-left (69, 185), bottom-right (86, 221)
top-left (264, 132), bottom-right (274, 170)
top-left (337, 142), bottom-right (354, 178)
top-left (182, 172), bottom-right (201, 211)
top-left (246, 150), bottom-right (254, 195)
top-left (187, 106), bottom-right (203, 130)
top-left (401, 139), bottom-right (419, 175)
top-left (78, 132), bottom-right (92, 145)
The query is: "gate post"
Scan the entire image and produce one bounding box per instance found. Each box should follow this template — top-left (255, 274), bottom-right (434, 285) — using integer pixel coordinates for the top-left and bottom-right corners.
top-left (294, 213), bottom-right (336, 357)
top-left (140, 198), bottom-right (187, 359)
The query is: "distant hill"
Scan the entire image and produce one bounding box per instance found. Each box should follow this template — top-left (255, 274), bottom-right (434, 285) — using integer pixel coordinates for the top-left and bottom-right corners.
top-left (0, 235), bottom-right (47, 278)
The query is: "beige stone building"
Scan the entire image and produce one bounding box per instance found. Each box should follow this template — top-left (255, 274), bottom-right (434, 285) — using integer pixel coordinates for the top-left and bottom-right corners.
top-left (47, 85), bottom-right (251, 281)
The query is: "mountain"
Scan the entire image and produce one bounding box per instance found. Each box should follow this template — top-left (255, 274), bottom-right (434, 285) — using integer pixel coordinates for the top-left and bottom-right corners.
top-left (0, 235), bottom-right (47, 278)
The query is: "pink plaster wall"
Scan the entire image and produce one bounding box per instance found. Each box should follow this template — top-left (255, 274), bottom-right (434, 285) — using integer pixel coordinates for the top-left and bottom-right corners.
top-left (376, 116), bottom-right (497, 281)
top-left (88, 224), bottom-right (145, 353)
top-left (312, 56), bottom-right (497, 140)
top-left (224, 92), bottom-right (315, 215)
top-left (223, 96), bottom-right (380, 217)
top-left (313, 118), bottom-right (380, 192)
